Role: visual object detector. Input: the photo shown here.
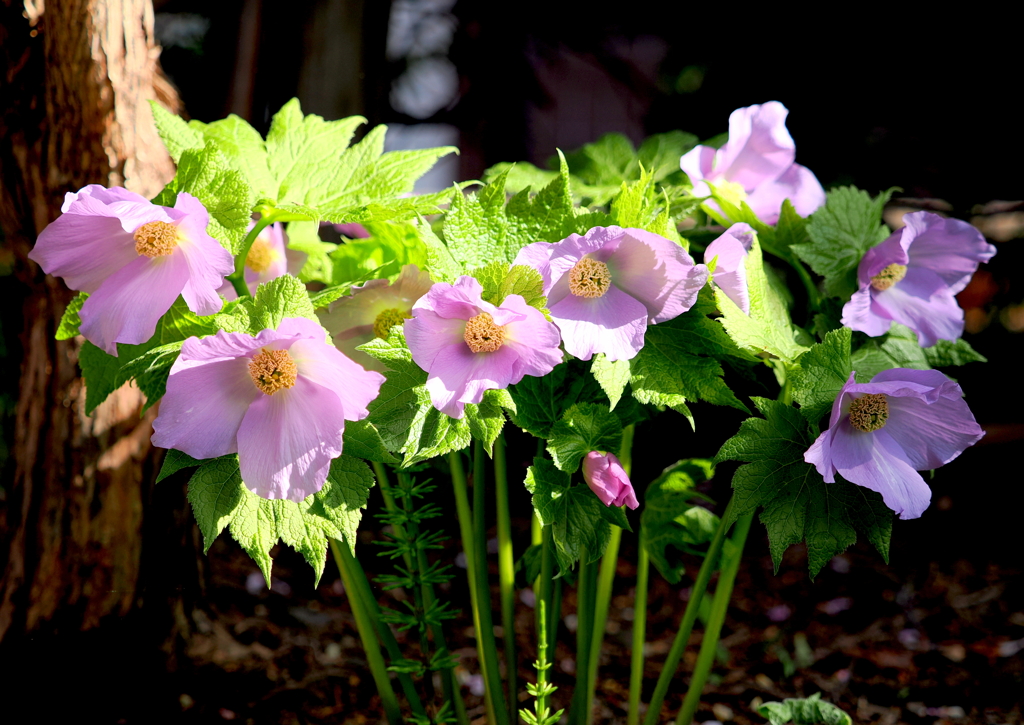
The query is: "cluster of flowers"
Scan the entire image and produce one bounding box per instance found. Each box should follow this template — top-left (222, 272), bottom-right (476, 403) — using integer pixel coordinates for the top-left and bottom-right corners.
top-left (29, 102), bottom-right (991, 521)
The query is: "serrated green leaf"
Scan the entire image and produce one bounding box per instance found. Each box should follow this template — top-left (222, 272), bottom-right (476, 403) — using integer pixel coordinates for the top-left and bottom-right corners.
top-left (715, 398), bottom-right (891, 576)
top-left (360, 327), bottom-right (471, 465)
top-left (214, 297), bottom-right (256, 334)
top-left (170, 143), bottom-right (257, 253)
top-left (187, 455), bottom-right (246, 554)
top-left (546, 402), bottom-right (623, 473)
top-left (591, 354), bottom-right (630, 410)
top-left (640, 459), bottom-right (719, 584)
top-left (328, 220), bottom-right (429, 286)
top-left (251, 275), bottom-right (318, 332)
top-left (115, 341), bottom-right (182, 411)
top-left (508, 359), bottom-right (605, 438)
top-left (791, 328), bottom-right (853, 423)
top-left (923, 335), bottom-right (987, 367)
top-left (525, 457), bottom-right (612, 572)
top-left (189, 115), bottom-right (276, 199)
top-left (713, 236), bottom-right (810, 363)
top-left (342, 419), bottom-right (399, 464)
top-left (150, 101), bottom-right (202, 162)
top-left (470, 261), bottom-right (547, 312)
top-left (416, 216), bottom-right (462, 283)
top-left (156, 448), bottom-right (202, 483)
top-left (792, 186), bottom-right (897, 299)
top-left (465, 389), bottom-right (515, 455)
top-left (56, 293), bottom-right (87, 340)
top-left (504, 152), bottom-right (579, 247)
top-left (758, 692), bottom-right (852, 725)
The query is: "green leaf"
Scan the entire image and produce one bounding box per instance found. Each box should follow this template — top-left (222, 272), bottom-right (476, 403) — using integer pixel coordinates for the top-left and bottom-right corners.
top-left (465, 389), bottom-right (515, 455)
top-left (525, 457), bottom-right (613, 573)
top-left (328, 220), bottom-right (429, 286)
top-left (850, 323), bottom-right (927, 382)
top-left (189, 115), bottom-right (276, 199)
top-left (251, 275), bottom-right (319, 332)
top-left (791, 328), bottom-right (853, 423)
top-left (360, 327), bottom-right (471, 466)
top-left (504, 152), bottom-right (580, 247)
top-left (508, 359), bottom-right (605, 438)
top-left (758, 692), bottom-right (852, 725)
top-left (114, 341), bottom-right (183, 411)
top-left (546, 402), bottom-right (623, 473)
top-left (792, 186), bottom-right (897, 299)
top-left (150, 101), bottom-right (202, 162)
top-left (591, 354), bottom-right (630, 410)
top-left (629, 287), bottom-right (751, 424)
top-left (342, 420), bottom-right (399, 464)
top-left (416, 217), bottom-right (462, 284)
top-left (470, 262), bottom-right (547, 311)
top-left (924, 335), bottom-right (987, 367)
top-left (713, 235), bottom-right (810, 364)
top-left (715, 398), bottom-right (891, 577)
top-left (188, 453), bottom-right (375, 586)
top-left (640, 459), bottom-right (719, 584)
top-left (172, 143), bottom-right (258, 253)
top-left (56, 293), bottom-right (87, 340)
top-left (285, 220), bottom-right (338, 284)
top-left (156, 448), bottom-right (202, 483)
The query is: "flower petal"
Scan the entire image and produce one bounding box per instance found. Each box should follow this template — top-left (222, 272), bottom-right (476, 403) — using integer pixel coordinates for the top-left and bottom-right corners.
top-left (424, 343), bottom-right (518, 418)
top-left (176, 215), bottom-right (233, 316)
top-left (679, 145), bottom-right (717, 195)
top-left (715, 102), bottom-right (796, 191)
top-left (548, 285), bottom-right (648, 361)
top-left (857, 228), bottom-right (909, 288)
top-left (840, 287), bottom-right (894, 338)
top-left (744, 163), bottom-right (826, 222)
top-left (406, 309), bottom-right (470, 372)
top-left (289, 336), bottom-right (385, 421)
top-left (79, 254), bottom-right (189, 354)
top-left (237, 377), bottom-right (347, 501)
top-left (884, 394), bottom-right (985, 470)
top-left (874, 267), bottom-right (964, 347)
top-left (151, 356), bottom-right (257, 459)
top-left (500, 294), bottom-right (564, 380)
top-left (513, 242), bottom-right (559, 291)
top-left (607, 228), bottom-right (708, 323)
top-left (704, 224), bottom-right (754, 314)
top-left (903, 211), bottom-right (996, 294)
top-left (30, 214), bottom-right (141, 294)
top-left (583, 451), bottom-right (638, 509)
top-left (829, 423), bottom-right (932, 519)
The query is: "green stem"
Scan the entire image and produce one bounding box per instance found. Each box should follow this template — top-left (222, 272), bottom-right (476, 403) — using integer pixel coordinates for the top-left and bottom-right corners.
top-left (449, 451), bottom-right (508, 725)
top-left (329, 539), bottom-right (405, 725)
top-left (226, 213), bottom-right (277, 297)
top-left (627, 544), bottom-right (650, 725)
top-left (572, 552), bottom-right (598, 725)
top-left (535, 599), bottom-right (552, 717)
top-left (494, 435), bottom-right (518, 723)
top-left (783, 252), bottom-right (820, 312)
top-left (586, 525), bottom-right (621, 725)
top-left (536, 523), bottom-right (554, 657)
top-left (642, 497), bottom-right (736, 725)
top-left (675, 512), bottom-right (753, 725)
top-left (329, 536), bottom-right (425, 720)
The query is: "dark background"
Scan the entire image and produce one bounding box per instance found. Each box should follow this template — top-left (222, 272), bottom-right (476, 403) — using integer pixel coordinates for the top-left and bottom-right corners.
top-left (6, 2), bottom-right (1023, 722)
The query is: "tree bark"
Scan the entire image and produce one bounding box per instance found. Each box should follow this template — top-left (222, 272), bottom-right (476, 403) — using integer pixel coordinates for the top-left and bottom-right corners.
top-left (0, 0), bottom-right (180, 642)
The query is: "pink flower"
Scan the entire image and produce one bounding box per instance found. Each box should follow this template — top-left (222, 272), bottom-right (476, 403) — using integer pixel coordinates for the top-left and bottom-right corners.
top-left (804, 368), bottom-right (984, 520)
top-left (28, 185), bottom-right (233, 355)
top-left (151, 317), bottom-right (384, 501)
top-left (583, 451), bottom-right (638, 509)
top-left (680, 102), bottom-right (825, 224)
top-left (703, 223), bottom-right (756, 314)
top-left (841, 211), bottom-right (996, 347)
top-left (317, 264), bottom-right (434, 372)
top-left (513, 226), bottom-right (708, 361)
top-left (404, 276), bottom-right (563, 418)
top-left (219, 222), bottom-right (307, 299)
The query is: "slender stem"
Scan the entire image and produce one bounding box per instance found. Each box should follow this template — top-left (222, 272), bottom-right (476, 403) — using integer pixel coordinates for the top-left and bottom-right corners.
top-left (532, 511), bottom-right (542, 546)
top-left (780, 251), bottom-right (820, 312)
top-left (329, 539), bottom-right (404, 725)
top-left (334, 540), bottom-right (428, 718)
top-left (536, 522), bottom-right (554, 659)
top-left (449, 451), bottom-right (508, 725)
top-left (572, 552), bottom-right (598, 725)
top-left (642, 497), bottom-right (736, 725)
top-left (494, 435), bottom-right (518, 723)
top-left (627, 544), bottom-right (650, 725)
top-left (226, 213), bottom-right (277, 297)
top-left (535, 599), bottom-right (552, 716)
top-left (676, 512), bottom-right (753, 725)
top-left (586, 525), bottom-right (621, 725)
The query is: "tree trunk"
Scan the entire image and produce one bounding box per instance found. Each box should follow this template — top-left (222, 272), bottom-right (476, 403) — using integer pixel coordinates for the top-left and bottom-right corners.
top-left (0, 0), bottom-right (180, 643)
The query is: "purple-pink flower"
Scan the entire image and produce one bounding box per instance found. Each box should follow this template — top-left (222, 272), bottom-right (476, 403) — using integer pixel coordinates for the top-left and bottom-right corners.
top-left (680, 102), bottom-right (825, 224)
top-left (513, 226), bottom-right (708, 362)
top-left (804, 368), bottom-right (984, 520)
top-left (151, 317), bottom-right (384, 501)
top-left (841, 211), bottom-right (996, 347)
top-left (583, 451), bottom-right (638, 509)
top-left (219, 222), bottom-right (306, 299)
top-left (703, 223), bottom-right (756, 314)
top-left (29, 185), bottom-right (234, 355)
top-left (318, 264), bottom-right (434, 372)
top-left (405, 276), bottom-right (562, 419)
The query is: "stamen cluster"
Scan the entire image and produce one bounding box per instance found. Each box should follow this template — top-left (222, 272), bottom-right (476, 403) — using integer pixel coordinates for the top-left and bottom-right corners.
top-left (245, 238), bottom-right (274, 273)
top-left (133, 220), bottom-right (179, 258)
top-left (870, 263), bottom-right (907, 291)
top-left (848, 393), bottom-right (889, 432)
top-left (567, 258), bottom-right (611, 298)
top-left (248, 347), bottom-right (298, 395)
top-left (373, 308), bottom-right (407, 339)
top-left (463, 312), bottom-right (505, 353)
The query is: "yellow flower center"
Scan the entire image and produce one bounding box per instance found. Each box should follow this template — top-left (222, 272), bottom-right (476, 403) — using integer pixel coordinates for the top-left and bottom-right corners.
top-left (848, 393), bottom-right (889, 432)
top-left (133, 220), bottom-right (179, 258)
top-left (870, 263), bottom-right (907, 291)
top-left (568, 257), bottom-right (611, 298)
top-left (373, 307), bottom-right (407, 339)
top-left (245, 238), bottom-right (274, 274)
top-left (463, 312), bottom-right (505, 353)
top-left (248, 347), bottom-right (298, 395)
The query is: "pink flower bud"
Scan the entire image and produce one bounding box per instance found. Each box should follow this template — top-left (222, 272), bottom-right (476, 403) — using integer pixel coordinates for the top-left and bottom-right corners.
top-left (582, 451), bottom-right (638, 510)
